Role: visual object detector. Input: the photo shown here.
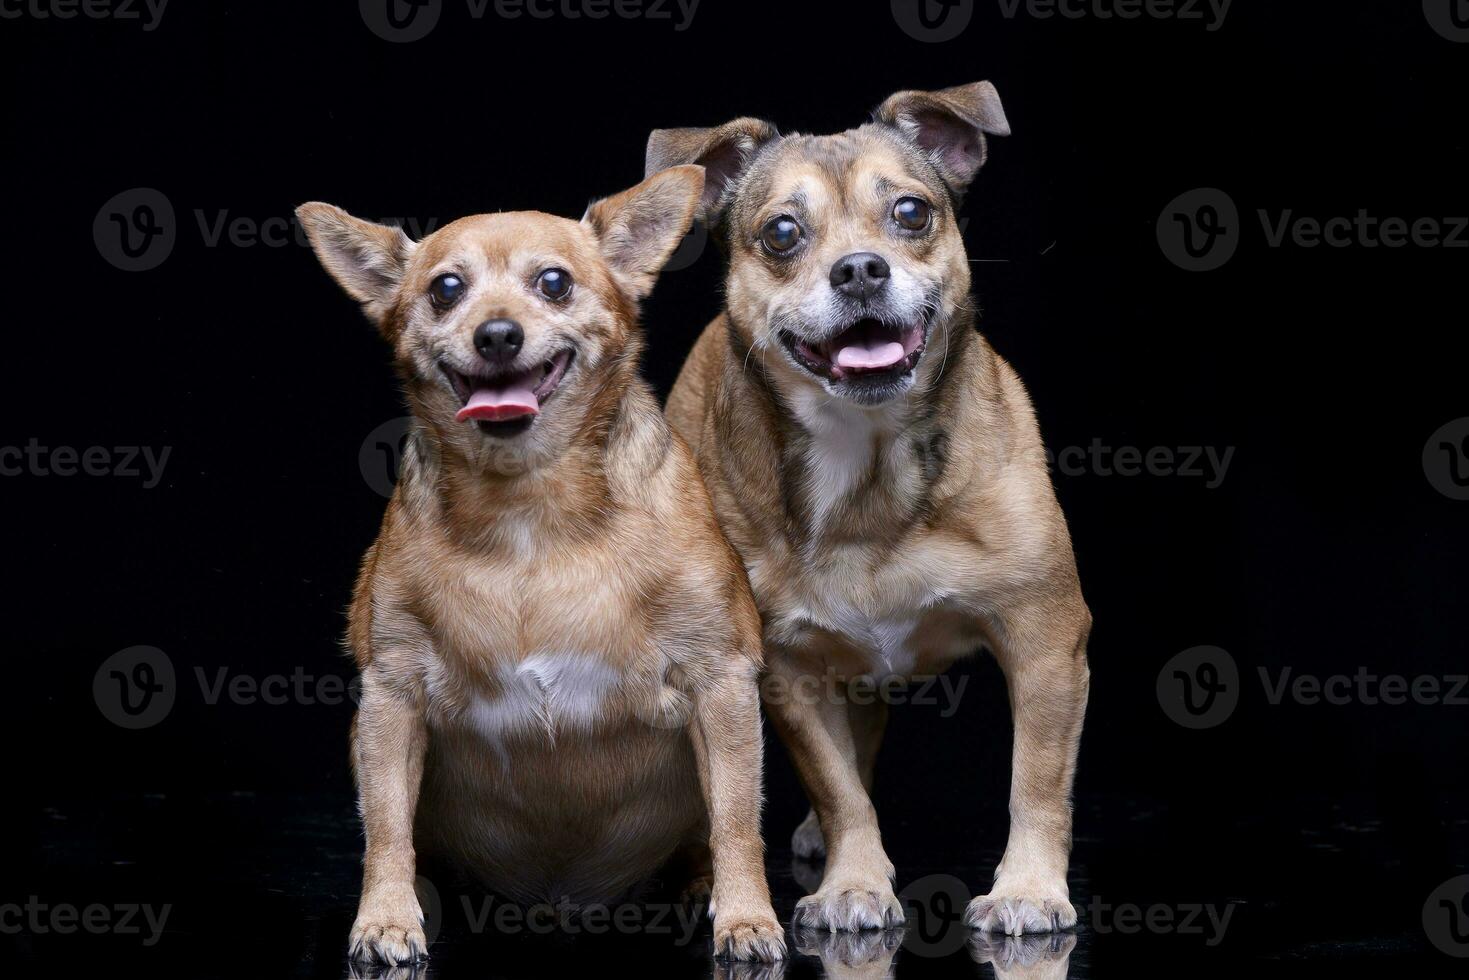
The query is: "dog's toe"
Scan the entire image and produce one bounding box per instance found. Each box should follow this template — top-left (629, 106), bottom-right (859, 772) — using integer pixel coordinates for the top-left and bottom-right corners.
top-left (348, 920), bottom-right (428, 965)
top-left (714, 910), bottom-right (788, 962)
top-left (965, 887), bottom-right (1075, 937)
top-left (795, 883), bottom-right (904, 932)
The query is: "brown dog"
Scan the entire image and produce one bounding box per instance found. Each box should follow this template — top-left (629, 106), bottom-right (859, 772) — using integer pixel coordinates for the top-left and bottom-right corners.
top-left (297, 165), bottom-right (784, 965)
top-left (648, 82), bottom-right (1091, 935)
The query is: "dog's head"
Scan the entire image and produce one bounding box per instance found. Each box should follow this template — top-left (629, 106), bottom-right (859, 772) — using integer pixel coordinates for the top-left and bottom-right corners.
top-left (647, 82), bottom-right (1008, 407)
top-left (297, 166), bottom-right (704, 472)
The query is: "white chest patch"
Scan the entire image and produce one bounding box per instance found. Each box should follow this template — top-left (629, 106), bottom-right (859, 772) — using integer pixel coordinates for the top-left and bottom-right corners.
top-left (464, 653), bottom-right (624, 747)
top-left (791, 392), bottom-right (894, 534)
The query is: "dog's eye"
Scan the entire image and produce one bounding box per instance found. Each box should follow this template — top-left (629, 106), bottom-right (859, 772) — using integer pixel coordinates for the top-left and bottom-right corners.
top-left (760, 216), bottom-right (802, 254)
top-left (428, 273), bottom-right (466, 309)
top-left (536, 268), bottom-right (573, 301)
top-left (893, 197), bottom-right (931, 231)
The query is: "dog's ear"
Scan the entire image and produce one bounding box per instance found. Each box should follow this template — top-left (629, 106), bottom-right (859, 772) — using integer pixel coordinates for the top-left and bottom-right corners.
top-left (295, 202), bottom-right (414, 322)
top-left (876, 81), bottom-right (1010, 193)
top-left (583, 165), bottom-right (706, 300)
top-left (645, 117), bottom-right (777, 222)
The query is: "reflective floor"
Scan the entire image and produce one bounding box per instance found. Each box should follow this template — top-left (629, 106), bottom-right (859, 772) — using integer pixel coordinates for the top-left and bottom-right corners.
top-left (10, 789), bottom-right (1465, 978)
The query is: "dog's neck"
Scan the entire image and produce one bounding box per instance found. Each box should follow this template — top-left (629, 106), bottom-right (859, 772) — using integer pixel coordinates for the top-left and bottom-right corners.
top-left (400, 354), bottom-right (645, 555)
top-left (723, 307), bottom-right (988, 550)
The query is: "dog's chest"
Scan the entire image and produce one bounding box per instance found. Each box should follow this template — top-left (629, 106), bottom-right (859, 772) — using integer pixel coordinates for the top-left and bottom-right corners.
top-left (417, 560), bottom-right (686, 746)
top-left (760, 541), bottom-right (986, 679)
top-left (433, 652), bottom-right (622, 742)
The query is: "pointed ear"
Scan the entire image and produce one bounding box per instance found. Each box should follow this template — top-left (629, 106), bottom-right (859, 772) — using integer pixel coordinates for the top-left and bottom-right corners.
top-left (645, 117), bottom-right (777, 222)
top-left (876, 81), bottom-right (1011, 193)
top-left (583, 165), bottom-right (705, 300)
top-left (295, 202), bottom-right (414, 322)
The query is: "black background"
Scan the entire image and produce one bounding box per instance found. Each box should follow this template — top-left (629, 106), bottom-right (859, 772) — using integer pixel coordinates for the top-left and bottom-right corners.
top-left (4, 1), bottom-right (1467, 976)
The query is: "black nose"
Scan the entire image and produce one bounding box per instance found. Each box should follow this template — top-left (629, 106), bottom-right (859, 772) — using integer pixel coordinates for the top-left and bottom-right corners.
top-left (473, 319), bottom-right (524, 363)
top-left (829, 252), bottom-right (892, 301)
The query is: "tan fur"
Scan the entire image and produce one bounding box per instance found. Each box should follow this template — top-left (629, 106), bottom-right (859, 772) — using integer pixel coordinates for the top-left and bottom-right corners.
top-left (652, 83), bottom-right (1092, 936)
top-left (298, 166), bottom-right (784, 965)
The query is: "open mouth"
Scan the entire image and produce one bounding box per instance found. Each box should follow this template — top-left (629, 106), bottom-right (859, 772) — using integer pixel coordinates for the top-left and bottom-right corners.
top-left (778, 318), bottom-right (927, 384)
top-left (440, 348), bottom-right (574, 437)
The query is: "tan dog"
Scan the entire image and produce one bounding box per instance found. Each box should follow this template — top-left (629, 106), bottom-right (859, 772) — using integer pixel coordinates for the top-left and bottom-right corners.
top-left (296, 166), bottom-right (784, 965)
top-left (649, 82), bottom-right (1091, 936)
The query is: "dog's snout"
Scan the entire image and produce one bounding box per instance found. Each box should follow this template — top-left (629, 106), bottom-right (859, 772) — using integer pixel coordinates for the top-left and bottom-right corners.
top-left (829, 252), bottom-right (891, 302)
top-left (473, 319), bottom-right (524, 363)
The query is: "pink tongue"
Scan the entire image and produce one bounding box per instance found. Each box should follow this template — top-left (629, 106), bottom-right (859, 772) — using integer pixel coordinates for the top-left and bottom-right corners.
top-left (835, 340), bottom-right (905, 370)
top-left (455, 382), bottom-right (540, 423)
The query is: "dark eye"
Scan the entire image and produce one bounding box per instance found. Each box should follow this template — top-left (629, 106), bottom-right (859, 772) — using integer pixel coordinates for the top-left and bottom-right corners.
top-left (428, 273), bottom-right (465, 309)
top-left (893, 197), bottom-right (931, 231)
top-left (536, 268), bottom-right (573, 301)
top-left (760, 216), bottom-right (802, 253)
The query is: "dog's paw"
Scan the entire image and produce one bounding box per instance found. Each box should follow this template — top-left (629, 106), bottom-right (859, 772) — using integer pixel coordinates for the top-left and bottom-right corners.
top-left (964, 878), bottom-right (1075, 936)
top-left (791, 809), bottom-right (826, 861)
top-left (349, 885), bottom-right (428, 965)
top-left (795, 881), bottom-right (904, 932)
top-left (969, 932), bottom-right (1077, 980)
top-left (713, 907), bottom-right (788, 962)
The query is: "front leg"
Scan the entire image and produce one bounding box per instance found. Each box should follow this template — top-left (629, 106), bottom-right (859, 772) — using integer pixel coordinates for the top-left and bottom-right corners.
top-left (690, 663), bottom-right (786, 962)
top-left (765, 658), bottom-right (904, 931)
top-left (967, 597), bottom-right (1090, 935)
top-left (348, 666), bottom-right (430, 964)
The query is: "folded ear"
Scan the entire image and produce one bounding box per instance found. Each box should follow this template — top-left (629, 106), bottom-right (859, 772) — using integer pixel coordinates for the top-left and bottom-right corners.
top-left (876, 81), bottom-right (1011, 193)
top-left (295, 202), bottom-right (414, 322)
top-left (645, 117), bottom-right (778, 222)
top-left (583, 165), bottom-right (705, 300)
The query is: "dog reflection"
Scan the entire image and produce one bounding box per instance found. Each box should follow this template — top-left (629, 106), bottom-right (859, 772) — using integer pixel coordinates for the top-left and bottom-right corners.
top-left (792, 926), bottom-right (902, 980)
top-left (347, 959), bottom-right (428, 980)
top-left (970, 932), bottom-right (1076, 980)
